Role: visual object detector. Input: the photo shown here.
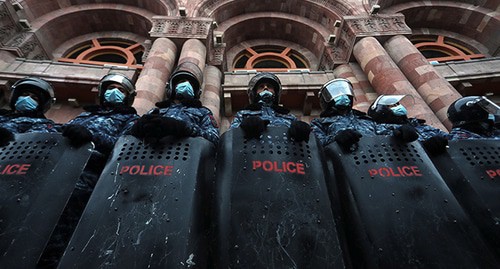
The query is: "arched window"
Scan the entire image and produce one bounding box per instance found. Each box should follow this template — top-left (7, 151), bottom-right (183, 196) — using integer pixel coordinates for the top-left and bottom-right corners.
top-left (233, 46), bottom-right (309, 71)
top-left (58, 38), bottom-right (144, 69)
top-left (411, 35), bottom-right (484, 64)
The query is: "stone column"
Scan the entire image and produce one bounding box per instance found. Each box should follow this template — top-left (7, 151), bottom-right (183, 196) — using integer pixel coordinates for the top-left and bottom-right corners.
top-left (353, 37), bottom-right (446, 130)
top-left (384, 35), bottom-right (462, 130)
top-left (201, 65), bottom-right (222, 127)
top-left (333, 64), bottom-right (371, 113)
top-left (178, 39), bottom-right (206, 72)
top-left (133, 38), bottom-right (177, 115)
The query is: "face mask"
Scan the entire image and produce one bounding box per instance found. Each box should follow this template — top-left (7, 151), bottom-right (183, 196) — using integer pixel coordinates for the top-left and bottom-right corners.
top-left (488, 114), bottom-right (496, 122)
top-left (390, 104), bottom-right (407, 116)
top-left (15, 96), bottom-right (38, 112)
top-left (257, 90), bottom-right (274, 106)
top-left (175, 81), bottom-right (195, 99)
top-left (334, 95), bottom-right (351, 107)
top-left (104, 88), bottom-right (125, 104)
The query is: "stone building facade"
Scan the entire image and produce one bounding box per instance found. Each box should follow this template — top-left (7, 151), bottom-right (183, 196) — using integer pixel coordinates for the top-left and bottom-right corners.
top-left (0, 0), bottom-right (498, 132)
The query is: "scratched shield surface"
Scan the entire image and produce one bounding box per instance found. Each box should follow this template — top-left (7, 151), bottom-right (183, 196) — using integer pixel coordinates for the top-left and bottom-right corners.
top-left (429, 139), bottom-right (500, 257)
top-left (325, 136), bottom-right (498, 268)
top-left (215, 127), bottom-right (346, 268)
top-left (0, 133), bottom-right (93, 268)
top-left (58, 135), bottom-right (216, 268)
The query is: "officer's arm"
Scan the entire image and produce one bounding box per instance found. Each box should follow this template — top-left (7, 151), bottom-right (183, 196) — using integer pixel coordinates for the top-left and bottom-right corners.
top-left (311, 120), bottom-right (334, 146)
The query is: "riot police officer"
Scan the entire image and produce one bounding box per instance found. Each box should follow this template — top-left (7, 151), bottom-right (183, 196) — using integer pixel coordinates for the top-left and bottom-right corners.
top-left (129, 62), bottom-right (219, 145)
top-left (230, 72), bottom-right (311, 142)
top-left (447, 95), bottom-right (500, 140)
top-left (311, 78), bottom-right (379, 151)
top-left (368, 94), bottom-right (449, 155)
top-left (0, 77), bottom-right (58, 146)
top-left (39, 73), bottom-right (139, 268)
top-left (62, 73), bottom-right (139, 188)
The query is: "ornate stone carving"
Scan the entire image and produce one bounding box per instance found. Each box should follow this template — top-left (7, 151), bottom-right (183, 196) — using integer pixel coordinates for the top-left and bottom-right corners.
top-left (4, 32), bottom-right (48, 59)
top-left (324, 14), bottom-right (412, 64)
top-left (150, 17), bottom-right (212, 40)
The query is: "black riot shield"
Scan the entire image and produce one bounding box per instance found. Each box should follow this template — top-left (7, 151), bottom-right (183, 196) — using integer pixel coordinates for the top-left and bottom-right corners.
top-left (0, 133), bottom-right (93, 268)
top-left (429, 139), bottom-right (500, 257)
top-left (325, 136), bottom-right (498, 268)
top-left (214, 127), bottom-right (346, 268)
top-left (58, 135), bottom-right (216, 268)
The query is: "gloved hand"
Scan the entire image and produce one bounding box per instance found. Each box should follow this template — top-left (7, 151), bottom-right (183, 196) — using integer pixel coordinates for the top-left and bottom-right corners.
top-left (0, 127), bottom-right (14, 147)
top-left (62, 124), bottom-right (93, 147)
top-left (334, 129), bottom-right (362, 152)
top-left (131, 114), bottom-right (191, 144)
top-left (393, 125), bottom-right (419, 143)
top-left (288, 121), bottom-right (311, 142)
top-left (422, 136), bottom-right (448, 156)
top-left (240, 116), bottom-right (269, 139)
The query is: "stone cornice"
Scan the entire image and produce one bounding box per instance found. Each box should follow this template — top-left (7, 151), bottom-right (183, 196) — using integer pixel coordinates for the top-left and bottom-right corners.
top-left (149, 16), bottom-right (213, 40)
top-left (320, 14), bottom-right (412, 69)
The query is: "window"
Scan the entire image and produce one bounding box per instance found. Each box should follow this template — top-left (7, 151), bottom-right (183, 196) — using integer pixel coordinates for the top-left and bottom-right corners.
top-left (411, 35), bottom-right (484, 63)
top-left (233, 46), bottom-right (308, 71)
top-left (59, 38), bottom-right (144, 69)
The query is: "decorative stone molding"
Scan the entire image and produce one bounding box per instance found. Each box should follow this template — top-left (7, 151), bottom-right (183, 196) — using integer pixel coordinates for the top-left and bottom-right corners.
top-left (0, 1), bottom-right (18, 45)
top-left (149, 16), bottom-right (213, 40)
top-left (198, 0), bottom-right (353, 17)
top-left (3, 32), bottom-right (48, 60)
top-left (319, 14), bottom-right (411, 68)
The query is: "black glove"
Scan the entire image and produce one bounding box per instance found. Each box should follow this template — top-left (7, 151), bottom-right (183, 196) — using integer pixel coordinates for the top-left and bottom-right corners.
top-left (0, 127), bottom-right (14, 147)
top-left (62, 124), bottom-right (93, 147)
top-left (240, 116), bottom-right (269, 139)
top-left (393, 125), bottom-right (419, 143)
top-left (422, 136), bottom-right (448, 156)
top-left (131, 114), bottom-right (191, 144)
top-left (334, 129), bottom-right (362, 152)
top-left (288, 121), bottom-right (311, 142)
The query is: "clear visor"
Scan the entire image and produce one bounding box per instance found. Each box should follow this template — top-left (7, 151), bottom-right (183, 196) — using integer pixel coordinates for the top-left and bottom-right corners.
top-left (476, 96), bottom-right (500, 116)
top-left (371, 94), bottom-right (414, 109)
top-left (320, 79), bottom-right (354, 103)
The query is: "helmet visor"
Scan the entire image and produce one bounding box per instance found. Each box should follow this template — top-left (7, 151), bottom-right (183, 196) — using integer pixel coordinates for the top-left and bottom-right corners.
top-left (320, 79), bottom-right (354, 104)
top-left (477, 96), bottom-right (500, 116)
top-left (371, 94), bottom-right (415, 109)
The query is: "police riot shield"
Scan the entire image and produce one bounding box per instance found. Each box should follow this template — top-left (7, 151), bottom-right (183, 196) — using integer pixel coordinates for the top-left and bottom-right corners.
top-left (58, 135), bottom-right (216, 268)
top-left (429, 139), bottom-right (500, 256)
top-left (0, 133), bottom-right (93, 268)
top-left (214, 127), bottom-right (346, 268)
top-left (325, 136), bottom-right (498, 268)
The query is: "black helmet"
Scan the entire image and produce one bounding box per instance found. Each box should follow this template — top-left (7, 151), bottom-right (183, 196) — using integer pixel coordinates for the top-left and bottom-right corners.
top-left (98, 73), bottom-right (136, 106)
top-left (166, 62), bottom-right (203, 100)
top-left (368, 94), bottom-right (409, 124)
top-left (318, 78), bottom-right (354, 111)
top-left (247, 72), bottom-right (282, 105)
top-left (10, 77), bottom-right (55, 113)
top-left (447, 96), bottom-right (499, 127)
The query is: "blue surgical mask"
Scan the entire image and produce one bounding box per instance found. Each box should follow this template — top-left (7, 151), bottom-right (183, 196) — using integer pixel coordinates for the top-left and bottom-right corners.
top-left (104, 88), bottom-right (125, 104)
top-left (15, 96), bottom-right (38, 112)
top-left (391, 104), bottom-right (407, 116)
top-left (488, 114), bottom-right (495, 121)
top-left (334, 95), bottom-right (351, 107)
top-left (258, 90), bottom-right (274, 105)
top-left (175, 81), bottom-right (194, 99)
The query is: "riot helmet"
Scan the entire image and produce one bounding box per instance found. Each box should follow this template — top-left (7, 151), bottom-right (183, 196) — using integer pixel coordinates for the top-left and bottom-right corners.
top-left (368, 94), bottom-right (410, 124)
top-left (319, 78), bottom-right (354, 112)
top-left (10, 77), bottom-right (55, 113)
top-left (98, 73), bottom-right (136, 106)
top-left (247, 72), bottom-right (282, 105)
top-left (166, 62), bottom-right (203, 100)
top-left (447, 96), bottom-right (500, 128)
